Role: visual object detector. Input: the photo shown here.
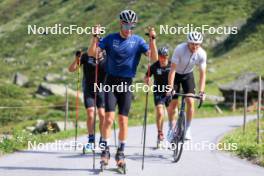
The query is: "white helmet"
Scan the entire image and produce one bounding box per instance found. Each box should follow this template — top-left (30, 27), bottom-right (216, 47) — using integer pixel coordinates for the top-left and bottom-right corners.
top-left (119, 10), bottom-right (138, 23)
top-left (187, 31), bottom-right (203, 44)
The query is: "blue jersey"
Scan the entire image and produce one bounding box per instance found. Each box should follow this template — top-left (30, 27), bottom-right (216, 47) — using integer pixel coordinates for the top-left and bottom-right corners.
top-left (99, 33), bottom-right (149, 78)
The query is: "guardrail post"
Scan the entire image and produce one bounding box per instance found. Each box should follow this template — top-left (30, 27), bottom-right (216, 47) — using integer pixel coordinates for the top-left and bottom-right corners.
top-left (64, 85), bottom-right (69, 131)
top-left (257, 76), bottom-right (262, 144)
top-left (232, 90), bottom-right (237, 112)
top-left (243, 86), bottom-right (248, 135)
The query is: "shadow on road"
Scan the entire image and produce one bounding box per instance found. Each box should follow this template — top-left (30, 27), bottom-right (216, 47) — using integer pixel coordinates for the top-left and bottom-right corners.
top-left (0, 166), bottom-right (89, 172)
top-left (126, 152), bottom-right (173, 165)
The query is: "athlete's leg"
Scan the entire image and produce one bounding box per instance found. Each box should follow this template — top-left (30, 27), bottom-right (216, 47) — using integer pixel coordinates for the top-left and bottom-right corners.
top-left (185, 97), bottom-right (194, 125)
top-left (156, 105), bottom-right (164, 133)
top-left (182, 72), bottom-right (196, 128)
top-left (182, 73), bottom-right (196, 140)
top-left (97, 92), bottom-right (105, 135)
top-left (102, 85), bottom-right (117, 147)
top-left (167, 74), bottom-right (180, 126)
top-left (118, 114), bottom-right (128, 145)
top-left (103, 111), bottom-right (115, 141)
top-left (86, 107), bottom-right (95, 135)
top-left (116, 79), bottom-right (132, 153)
top-left (97, 108), bottom-right (105, 136)
top-left (84, 93), bottom-right (96, 143)
top-left (167, 99), bottom-right (178, 126)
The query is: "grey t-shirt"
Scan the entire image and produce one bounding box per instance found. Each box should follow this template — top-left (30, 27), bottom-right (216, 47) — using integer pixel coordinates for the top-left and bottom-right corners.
top-left (171, 42), bottom-right (207, 74)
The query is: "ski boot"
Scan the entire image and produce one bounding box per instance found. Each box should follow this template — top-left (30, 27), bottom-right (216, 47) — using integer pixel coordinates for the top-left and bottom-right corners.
top-left (82, 136), bottom-right (95, 154)
top-left (115, 149), bottom-right (126, 174)
top-left (100, 146), bottom-right (110, 172)
top-left (157, 131), bottom-right (164, 149)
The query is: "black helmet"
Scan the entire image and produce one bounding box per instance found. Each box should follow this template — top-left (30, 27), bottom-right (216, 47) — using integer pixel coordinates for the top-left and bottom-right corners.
top-left (158, 47), bottom-right (169, 56)
top-left (119, 10), bottom-right (138, 23)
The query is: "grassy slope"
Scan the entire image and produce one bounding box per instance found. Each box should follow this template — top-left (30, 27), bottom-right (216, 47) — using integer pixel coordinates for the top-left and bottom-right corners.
top-left (221, 118), bottom-right (264, 167)
top-left (0, 0), bottom-right (263, 126)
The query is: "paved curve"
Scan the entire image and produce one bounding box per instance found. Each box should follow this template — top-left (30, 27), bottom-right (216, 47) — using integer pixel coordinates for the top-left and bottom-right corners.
top-left (0, 115), bottom-right (264, 176)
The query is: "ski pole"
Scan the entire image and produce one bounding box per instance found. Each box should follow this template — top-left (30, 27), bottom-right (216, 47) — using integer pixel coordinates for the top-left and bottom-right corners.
top-left (142, 31), bottom-right (152, 170)
top-left (92, 43), bottom-right (99, 169)
top-left (75, 50), bottom-right (82, 151)
top-left (113, 120), bottom-right (117, 147)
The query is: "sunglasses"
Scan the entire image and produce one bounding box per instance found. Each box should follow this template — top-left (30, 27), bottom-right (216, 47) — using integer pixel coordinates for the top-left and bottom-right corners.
top-left (121, 22), bottom-right (136, 30)
top-left (159, 55), bottom-right (167, 60)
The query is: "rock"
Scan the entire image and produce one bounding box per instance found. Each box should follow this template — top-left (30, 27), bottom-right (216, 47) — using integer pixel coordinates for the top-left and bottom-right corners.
top-left (206, 95), bottom-right (225, 103)
top-left (44, 61), bottom-right (52, 67)
top-left (36, 82), bottom-right (83, 102)
top-left (0, 134), bottom-right (13, 144)
top-left (4, 57), bottom-right (16, 63)
top-left (40, 0), bottom-right (49, 6)
top-left (13, 72), bottom-right (29, 86)
top-left (44, 73), bottom-right (61, 82)
top-left (25, 42), bottom-right (33, 48)
top-left (35, 119), bottom-right (45, 129)
top-left (19, 59), bottom-right (27, 65)
top-left (33, 120), bottom-right (60, 134)
top-left (25, 126), bottom-right (35, 132)
top-left (34, 93), bottom-right (46, 99)
top-left (56, 121), bottom-right (86, 131)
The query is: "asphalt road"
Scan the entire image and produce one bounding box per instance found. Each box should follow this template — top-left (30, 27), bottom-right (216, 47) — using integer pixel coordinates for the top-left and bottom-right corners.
top-left (0, 115), bottom-right (264, 176)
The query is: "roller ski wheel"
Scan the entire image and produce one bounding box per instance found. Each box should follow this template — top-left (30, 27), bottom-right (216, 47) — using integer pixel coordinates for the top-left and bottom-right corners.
top-left (117, 162), bottom-right (126, 174)
top-left (100, 160), bottom-right (108, 172)
top-left (115, 150), bottom-right (126, 174)
top-left (100, 147), bottom-right (110, 172)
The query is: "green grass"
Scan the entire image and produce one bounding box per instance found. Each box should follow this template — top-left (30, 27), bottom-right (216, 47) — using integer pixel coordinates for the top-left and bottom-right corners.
top-left (0, 125), bottom-right (87, 154)
top-left (220, 118), bottom-right (264, 167)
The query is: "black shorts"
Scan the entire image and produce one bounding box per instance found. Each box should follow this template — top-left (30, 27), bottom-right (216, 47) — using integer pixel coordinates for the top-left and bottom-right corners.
top-left (83, 90), bottom-right (105, 109)
top-left (154, 92), bottom-right (170, 107)
top-left (172, 72), bottom-right (196, 99)
top-left (105, 75), bottom-right (133, 116)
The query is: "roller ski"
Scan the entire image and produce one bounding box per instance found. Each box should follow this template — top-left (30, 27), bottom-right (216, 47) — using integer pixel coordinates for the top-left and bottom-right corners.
top-left (100, 147), bottom-right (110, 172)
top-left (115, 149), bottom-right (126, 174)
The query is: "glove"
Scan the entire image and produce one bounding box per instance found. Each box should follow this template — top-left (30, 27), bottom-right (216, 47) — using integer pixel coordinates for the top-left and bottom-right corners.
top-left (75, 50), bottom-right (82, 57)
top-left (199, 91), bottom-right (206, 101)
